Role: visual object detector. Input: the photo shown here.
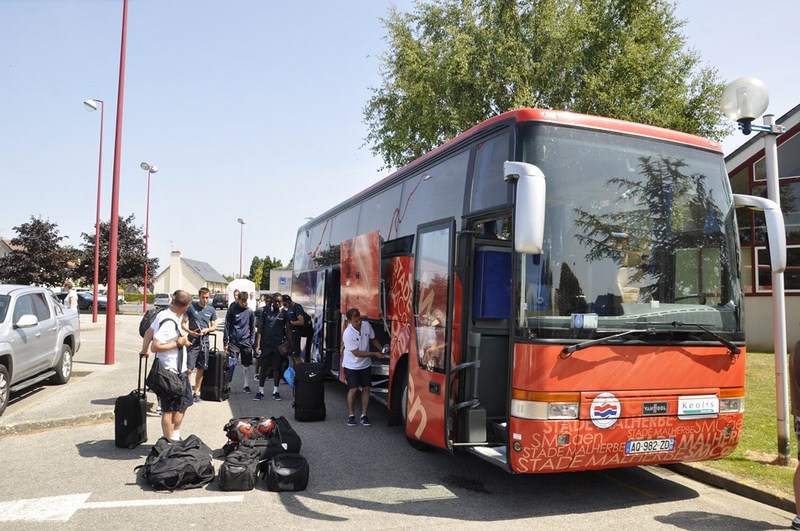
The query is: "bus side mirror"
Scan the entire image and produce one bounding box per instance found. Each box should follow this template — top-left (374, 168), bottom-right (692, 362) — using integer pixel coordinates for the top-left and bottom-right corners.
top-left (733, 193), bottom-right (786, 273)
top-left (504, 161), bottom-right (546, 254)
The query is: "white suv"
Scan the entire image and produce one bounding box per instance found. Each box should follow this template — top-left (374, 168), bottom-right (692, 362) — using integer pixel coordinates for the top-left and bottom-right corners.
top-left (0, 285), bottom-right (81, 416)
top-left (153, 293), bottom-right (171, 308)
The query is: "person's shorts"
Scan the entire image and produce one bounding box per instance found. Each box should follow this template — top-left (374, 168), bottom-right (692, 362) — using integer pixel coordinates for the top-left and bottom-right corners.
top-left (228, 343), bottom-right (253, 366)
top-left (159, 372), bottom-right (193, 413)
top-left (187, 341), bottom-right (209, 370)
top-left (259, 348), bottom-right (283, 371)
top-left (344, 367), bottom-right (372, 389)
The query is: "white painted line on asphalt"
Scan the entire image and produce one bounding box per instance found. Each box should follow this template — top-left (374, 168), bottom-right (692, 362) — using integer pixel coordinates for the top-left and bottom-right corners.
top-left (82, 495), bottom-right (245, 509)
top-left (0, 493), bottom-right (91, 522)
top-left (318, 484), bottom-right (457, 505)
top-left (0, 493), bottom-right (244, 522)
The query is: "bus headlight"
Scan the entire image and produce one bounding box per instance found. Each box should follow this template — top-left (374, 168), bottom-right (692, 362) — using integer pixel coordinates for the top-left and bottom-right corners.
top-left (511, 392), bottom-right (580, 420)
top-left (719, 397), bottom-right (744, 413)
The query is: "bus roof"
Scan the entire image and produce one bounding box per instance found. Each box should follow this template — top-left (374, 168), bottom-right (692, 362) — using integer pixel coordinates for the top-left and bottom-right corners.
top-left (303, 108), bottom-right (723, 229)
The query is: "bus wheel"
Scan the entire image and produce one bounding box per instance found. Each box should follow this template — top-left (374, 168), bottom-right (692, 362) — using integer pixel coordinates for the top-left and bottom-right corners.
top-left (399, 366), bottom-right (428, 451)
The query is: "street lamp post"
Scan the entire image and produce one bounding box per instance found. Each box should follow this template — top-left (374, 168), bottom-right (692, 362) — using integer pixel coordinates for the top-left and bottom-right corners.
top-left (721, 77), bottom-right (790, 464)
top-left (104, 0), bottom-right (130, 366)
top-left (237, 218), bottom-right (246, 278)
top-left (140, 162), bottom-right (159, 312)
top-left (83, 98), bottom-right (104, 324)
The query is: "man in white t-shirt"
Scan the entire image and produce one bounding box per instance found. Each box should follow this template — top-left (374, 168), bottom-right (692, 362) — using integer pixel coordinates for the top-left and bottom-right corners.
top-left (342, 308), bottom-right (386, 427)
top-left (141, 289), bottom-right (193, 440)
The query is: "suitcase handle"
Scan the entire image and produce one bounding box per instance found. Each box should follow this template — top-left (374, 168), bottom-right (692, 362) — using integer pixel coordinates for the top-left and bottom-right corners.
top-left (138, 354), bottom-right (149, 395)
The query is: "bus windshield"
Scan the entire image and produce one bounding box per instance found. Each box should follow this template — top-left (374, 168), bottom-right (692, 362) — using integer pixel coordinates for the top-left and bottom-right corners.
top-left (517, 123), bottom-right (743, 341)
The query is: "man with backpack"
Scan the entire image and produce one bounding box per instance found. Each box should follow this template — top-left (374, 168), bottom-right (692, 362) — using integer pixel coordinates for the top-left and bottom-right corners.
top-left (140, 290), bottom-right (194, 440)
top-left (281, 294), bottom-right (308, 364)
top-left (224, 291), bottom-right (256, 393)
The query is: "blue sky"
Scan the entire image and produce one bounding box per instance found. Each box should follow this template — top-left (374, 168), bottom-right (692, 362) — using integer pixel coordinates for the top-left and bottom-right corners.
top-left (1, 0), bottom-right (798, 280)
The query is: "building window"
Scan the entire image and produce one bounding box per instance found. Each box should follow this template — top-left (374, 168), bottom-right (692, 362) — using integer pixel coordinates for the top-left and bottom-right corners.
top-left (755, 245), bottom-right (800, 293)
top-left (754, 131), bottom-right (800, 181)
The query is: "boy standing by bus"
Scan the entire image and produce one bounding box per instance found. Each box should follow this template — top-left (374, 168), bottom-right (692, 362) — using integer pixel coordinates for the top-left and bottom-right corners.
top-left (342, 308), bottom-right (386, 427)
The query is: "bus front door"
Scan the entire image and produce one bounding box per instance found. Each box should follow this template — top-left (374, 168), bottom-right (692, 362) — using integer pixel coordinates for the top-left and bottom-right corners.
top-left (406, 220), bottom-right (455, 451)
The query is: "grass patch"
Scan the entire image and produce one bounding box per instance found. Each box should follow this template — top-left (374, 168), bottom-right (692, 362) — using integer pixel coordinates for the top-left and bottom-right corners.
top-left (701, 351), bottom-right (796, 497)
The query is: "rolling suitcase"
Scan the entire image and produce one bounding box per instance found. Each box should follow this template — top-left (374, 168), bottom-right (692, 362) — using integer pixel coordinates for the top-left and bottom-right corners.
top-left (115, 356), bottom-right (148, 449)
top-left (201, 335), bottom-right (230, 401)
top-left (293, 362), bottom-right (325, 422)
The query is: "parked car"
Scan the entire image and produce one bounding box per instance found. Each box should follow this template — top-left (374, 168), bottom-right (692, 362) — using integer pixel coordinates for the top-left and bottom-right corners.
top-left (57, 291), bottom-right (107, 311)
top-left (0, 284), bottom-right (81, 416)
top-left (212, 293), bottom-right (228, 309)
top-left (154, 293), bottom-right (171, 309)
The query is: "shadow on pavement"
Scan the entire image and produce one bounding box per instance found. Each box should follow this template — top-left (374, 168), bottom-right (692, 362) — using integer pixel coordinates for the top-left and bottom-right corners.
top-left (655, 511), bottom-right (783, 530)
top-left (76, 438), bottom-right (151, 461)
top-left (90, 397), bottom-right (118, 406)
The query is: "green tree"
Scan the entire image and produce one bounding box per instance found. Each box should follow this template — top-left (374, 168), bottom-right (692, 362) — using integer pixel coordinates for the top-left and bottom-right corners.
top-left (365, 0), bottom-right (731, 169)
top-left (249, 256), bottom-right (263, 284)
top-left (0, 216), bottom-right (72, 286)
top-left (74, 214), bottom-right (159, 289)
top-left (259, 256), bottom-right (285, 291)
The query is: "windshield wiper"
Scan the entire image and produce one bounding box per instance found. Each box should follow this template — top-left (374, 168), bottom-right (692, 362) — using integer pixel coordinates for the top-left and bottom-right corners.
top-left (670, 321), bottom-right (741, 358)
top-left (561, 328), bottom-right (656, 358)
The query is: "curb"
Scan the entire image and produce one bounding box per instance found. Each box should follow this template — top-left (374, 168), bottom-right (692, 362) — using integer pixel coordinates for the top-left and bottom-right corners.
top-left (0, 411), bottom-right (114, 439)
top-left (666, 463), bottom-right (795, 513)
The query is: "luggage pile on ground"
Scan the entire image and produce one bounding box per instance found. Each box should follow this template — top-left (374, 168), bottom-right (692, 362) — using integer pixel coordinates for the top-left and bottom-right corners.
top-left (220, 415), bottom-right (308, 492)
top-left (133, 416), bottom-right (309, 493)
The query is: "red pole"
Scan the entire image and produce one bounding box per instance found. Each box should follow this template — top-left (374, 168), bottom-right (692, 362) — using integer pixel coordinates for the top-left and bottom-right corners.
top-left (143, 169), bottom-right (151, 313)
top-left (104, 0), bottom-right (129, 366)
top-left (91, 99), bottom-right (104, 324)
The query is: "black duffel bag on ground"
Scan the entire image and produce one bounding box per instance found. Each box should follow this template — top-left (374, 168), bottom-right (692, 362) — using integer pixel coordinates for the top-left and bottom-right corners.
top-left (136, 435), bottom-right (214, 491)
top-left (219, 446), bottom-right (261, 491)
top-left (265, 453), bottom-right (309, 492)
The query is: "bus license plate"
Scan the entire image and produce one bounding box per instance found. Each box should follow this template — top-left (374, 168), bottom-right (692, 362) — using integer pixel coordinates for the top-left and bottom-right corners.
top-left (625, 438), bottom-right (675, 455)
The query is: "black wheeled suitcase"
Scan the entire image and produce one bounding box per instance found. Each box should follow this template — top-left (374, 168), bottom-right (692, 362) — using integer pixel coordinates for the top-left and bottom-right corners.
top-left (293, 362), bottom-right (325, 422)
top-left (201, 335), bottom-right (230, 402)
top-left (115, 356), bottom-right (148, 449)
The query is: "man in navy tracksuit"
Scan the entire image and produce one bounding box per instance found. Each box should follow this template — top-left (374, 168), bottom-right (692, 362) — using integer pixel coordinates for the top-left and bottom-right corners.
top-left (224, 290), bottom-right (256, 393)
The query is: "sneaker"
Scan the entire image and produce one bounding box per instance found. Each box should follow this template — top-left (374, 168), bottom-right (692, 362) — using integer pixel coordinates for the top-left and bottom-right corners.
top-left (272, 392), bottom-right (282, 401)
top-left (360, 415), bottom-right (372, 427)
top-left (156, 407), bottom-right (162, 417)
top-left (253, 392), bottom-right (264, 401)
top-left (254, 374), bottom-right (259, 381)
top-left (792, 516), bottom-right (800, 530)
top-left (243, 386), bottom-right (252, 394)
top-left (192, 395), bottom-right (202, 403)
top-left (347, 415), bottom-right (357, 427)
